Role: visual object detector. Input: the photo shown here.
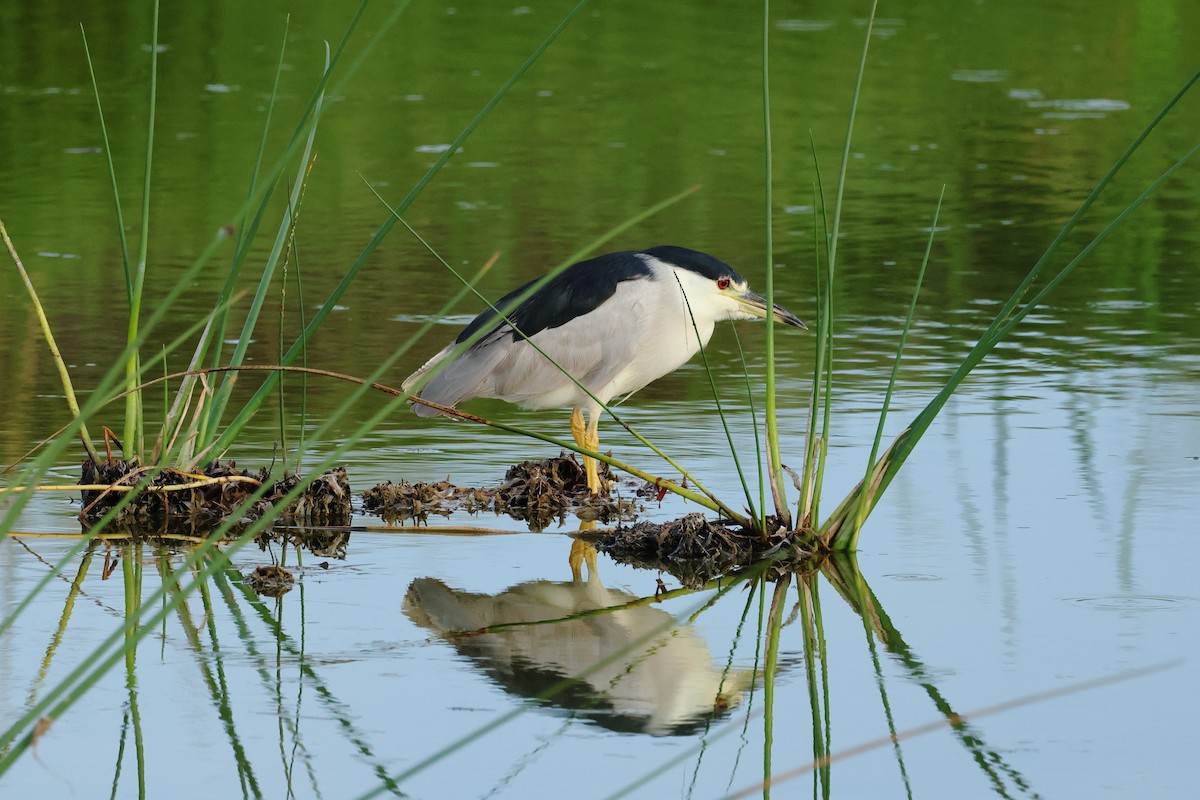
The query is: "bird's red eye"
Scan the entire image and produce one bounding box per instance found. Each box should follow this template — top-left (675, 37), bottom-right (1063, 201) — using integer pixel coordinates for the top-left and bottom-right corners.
top-left (717, 278), bottom-right (731, 290)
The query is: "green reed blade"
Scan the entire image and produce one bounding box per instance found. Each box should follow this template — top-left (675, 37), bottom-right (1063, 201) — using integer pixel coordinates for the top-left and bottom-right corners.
top-left (980, 70), bottom-right (1200, 350)
top-left (730, 326), bottom-right (767, 530)
top-left (0, 221), bottom-right (99, 462)
top-left (192, 0), bottom-right (388, 458)
top-left (1, 0), bottom-right (410, 647)
top-left (823, 137), bottom-right (1200, 547)
top-left (761, 0), bottom-right (790, 526)
top-left (844, 188), bottom-right (942, 548)
top-left (165, 17), bottom-right (290, 461)
top-left (679, 279), bottom-right (759, 525)
top-left (202, 46), bottom-right (330, 452)
top-left (79, 27), bottom-right (132, 304)
top-left (815, 0), bottom-right (878, 526)
top-left (801, 145), bottom-right (835, 528)
top-left (207, 0), bottom-right (593, 462)
top-left (117, 0), bottom-right (162, 459)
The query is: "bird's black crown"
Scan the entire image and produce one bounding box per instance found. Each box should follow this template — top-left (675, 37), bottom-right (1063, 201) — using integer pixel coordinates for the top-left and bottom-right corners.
top-left (642, 245), bottom-right (745, 285)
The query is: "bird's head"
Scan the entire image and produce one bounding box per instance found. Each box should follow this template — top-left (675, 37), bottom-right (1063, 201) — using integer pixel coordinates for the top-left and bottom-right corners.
top-left (644, 246), bottom-right (808, 330)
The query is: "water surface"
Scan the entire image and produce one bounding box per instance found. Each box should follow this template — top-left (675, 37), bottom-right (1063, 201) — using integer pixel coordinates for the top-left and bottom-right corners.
top-left (1, 1), bottom-right (1198, 797)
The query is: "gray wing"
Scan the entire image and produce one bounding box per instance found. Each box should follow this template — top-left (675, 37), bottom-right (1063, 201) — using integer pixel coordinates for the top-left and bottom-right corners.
top-left (406, 279), bottom-right (650, 415)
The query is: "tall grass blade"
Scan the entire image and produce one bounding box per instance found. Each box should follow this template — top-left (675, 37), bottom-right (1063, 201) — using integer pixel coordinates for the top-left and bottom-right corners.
top-left (730, 327), bottom-right (767, 529)
top-left (32, 547), bottom-right (94, 708)
top-left (823, 128), bottom-right (1200, 547)
top-left (981, 69), bottom-right (1200, 349)
top-left (855, 574), bottom-right (914, 798)
top-left (0, 221), bottom-right (99, 461)
top-left (154, 18), bottom-right (291, 465)
top-left (0, 5), bottom-right (421, 763)
top-left (826, 0), bottom-right (876, 281)
top-left (2, 10), bottom-right (418, 699)
top-left (760, 0), bottom-right (790, 526)
top-left (110, 709), bottom-right (129, 799)
top-left (166, 559), bottom-right (262, 795)
top-left (208, 0), bottom-right (592, 461)
top-left (182, 1), bottom-right (390, 463)
top-left (843, 188), bottom-right (942, 548)
top-left (816, 555), bottom-right (1043, 796)
top-left (201, 45), bottom-right (330, 455)
top-left (79, 27), bottom-right (133, 303)
top-left (799, 163), bottom-right (833, 528)
top-left (686, 581), bottom-right (760, 798)
top-left (798, 0), bottom-right (877, 530)
top-left (276, 168), bottom-right (312, 474)
top-left (291, 220), bottom-right (310, 475)
top-left (865, 189), bottom-right (941, 470)
top-left (121, 0), bottom-right (162, 459)
top-left (679, 283), bottom-right (758, 523)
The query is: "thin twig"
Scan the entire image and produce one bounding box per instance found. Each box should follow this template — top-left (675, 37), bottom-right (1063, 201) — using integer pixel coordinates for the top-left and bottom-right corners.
top-left (1, 476), bottom-right (263, 494)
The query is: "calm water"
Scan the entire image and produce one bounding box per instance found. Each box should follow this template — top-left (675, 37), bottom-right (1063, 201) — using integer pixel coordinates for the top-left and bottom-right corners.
top-left (2, 1), bottom-right (1198, 797)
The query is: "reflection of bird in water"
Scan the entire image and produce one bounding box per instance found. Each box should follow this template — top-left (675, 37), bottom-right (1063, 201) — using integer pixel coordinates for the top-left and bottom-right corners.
top-left (403, 246), bottom-right (806, 494)
top-left (402, 574), bottom-right (754, 736)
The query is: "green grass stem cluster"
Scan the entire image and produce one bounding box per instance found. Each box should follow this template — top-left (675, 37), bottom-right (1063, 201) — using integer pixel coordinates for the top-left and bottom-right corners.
top-left (0, 0), bottom-right (591, 776)
top-left (816, 64), bottom-right (1200, 550)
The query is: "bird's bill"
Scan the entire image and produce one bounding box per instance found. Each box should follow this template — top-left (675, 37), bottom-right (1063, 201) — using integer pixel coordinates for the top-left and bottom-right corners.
top-left (736, 290), bottom-right (808, 330)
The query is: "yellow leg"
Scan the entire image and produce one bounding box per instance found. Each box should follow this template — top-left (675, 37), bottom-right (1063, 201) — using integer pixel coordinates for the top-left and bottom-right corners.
top-left (570, 407), bottom-right (601, 494)
top-left (584, 412), bottom-right (601, 494)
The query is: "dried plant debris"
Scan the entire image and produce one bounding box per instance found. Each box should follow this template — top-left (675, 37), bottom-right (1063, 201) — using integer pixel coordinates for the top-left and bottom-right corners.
top-left (363, 453), bottom-right (639, 530)
top-left (267, 467), bottom-right (353, 523)
top-left (598, 513), bottom-right (813, 588)
top-left (254, 529), bottom-right (350, 560)
top-left (79, 459), bottom-right (352, 533)
top-left (243, 564), bottom-right (295, 597)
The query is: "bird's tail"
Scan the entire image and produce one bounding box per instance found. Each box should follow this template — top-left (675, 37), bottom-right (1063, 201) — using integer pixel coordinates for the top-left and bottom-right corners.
top-left (403, 341), bottom-right (508, 418)
top-left (402, 344), bottom-right (458, 418)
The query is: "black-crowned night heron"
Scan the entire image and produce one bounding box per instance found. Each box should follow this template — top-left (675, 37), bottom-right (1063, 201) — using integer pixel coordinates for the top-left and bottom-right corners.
top-left (403, 245), bottom-right (807, 493)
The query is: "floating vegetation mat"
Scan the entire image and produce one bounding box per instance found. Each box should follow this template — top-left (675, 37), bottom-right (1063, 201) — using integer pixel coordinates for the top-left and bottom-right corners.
top-left (362, 453), bottom-right (640, 530)
top-left (597, 513), bottom-right (813, 588)
top-left (242, 564), bottom-right (296, 597)
top-left (79, 459), bottom-right (352, 532)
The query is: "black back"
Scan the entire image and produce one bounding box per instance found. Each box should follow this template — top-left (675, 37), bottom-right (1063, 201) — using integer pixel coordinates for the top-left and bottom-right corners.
top-left (455, 250), bottom-right (653, 344)
top-left (453, 246), bottom-right (741, 346)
